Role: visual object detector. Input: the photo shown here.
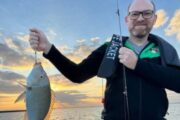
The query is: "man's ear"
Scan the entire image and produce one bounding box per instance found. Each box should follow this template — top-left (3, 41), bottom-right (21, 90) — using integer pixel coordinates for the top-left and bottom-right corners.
top-left (125, 16), bottom-right (129, 25)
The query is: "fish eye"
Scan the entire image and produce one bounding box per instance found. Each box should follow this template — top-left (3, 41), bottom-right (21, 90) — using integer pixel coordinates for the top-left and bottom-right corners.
top-left (40, 76), bottom-right (43, 79)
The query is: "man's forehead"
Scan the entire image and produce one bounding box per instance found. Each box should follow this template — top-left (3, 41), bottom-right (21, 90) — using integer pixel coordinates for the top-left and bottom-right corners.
top-left (129, 0), bottom-right (154, 12)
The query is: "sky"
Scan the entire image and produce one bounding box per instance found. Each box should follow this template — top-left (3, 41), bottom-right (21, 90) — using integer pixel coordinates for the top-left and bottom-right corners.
top-left (0, 0), bottom-right (180, 111)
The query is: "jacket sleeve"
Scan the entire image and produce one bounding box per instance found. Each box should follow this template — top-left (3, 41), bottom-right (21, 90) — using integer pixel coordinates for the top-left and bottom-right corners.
top-left (43, 44), bottom-right (107, 83)
top-left (134, 59), bottom-right (180, 93)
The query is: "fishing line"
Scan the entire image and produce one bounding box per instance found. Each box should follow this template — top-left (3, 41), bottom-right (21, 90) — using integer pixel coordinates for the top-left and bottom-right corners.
top-left (35, 51), bottom-right (37, 64)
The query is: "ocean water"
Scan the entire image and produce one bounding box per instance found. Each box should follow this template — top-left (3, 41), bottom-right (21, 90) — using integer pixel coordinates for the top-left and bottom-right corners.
top-left (0, 107), bottom-right (102, 120)
top-left (0, 104), bottom-right (180, 120)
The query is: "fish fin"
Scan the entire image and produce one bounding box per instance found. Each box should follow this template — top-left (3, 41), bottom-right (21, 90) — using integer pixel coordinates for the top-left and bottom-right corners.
top-left (14, 91), bottom-right (26, 103)
top-left (17, 81), bottom-right (27, 88)
top-left (44, 91), bottom-right (55, 120)
top-left (23, 112), bottom-right (28, 120)
top-left (17, 81), bottom-right (31, 91)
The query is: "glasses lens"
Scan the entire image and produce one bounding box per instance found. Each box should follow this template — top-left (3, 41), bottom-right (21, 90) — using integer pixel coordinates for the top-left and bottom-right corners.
top-left (129, 11), bottom-right (140, 20)
top-left (143, 10), bottom-right (154, 19)
top-left (129, 10), bottom-right (154, 20)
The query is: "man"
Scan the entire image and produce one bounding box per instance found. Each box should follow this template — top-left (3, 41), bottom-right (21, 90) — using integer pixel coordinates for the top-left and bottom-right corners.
top-left (29, 0), bottom-right (180, 119)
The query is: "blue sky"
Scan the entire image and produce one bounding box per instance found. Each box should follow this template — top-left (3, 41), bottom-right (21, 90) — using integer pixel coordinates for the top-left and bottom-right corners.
top-left (0, 0), bottom-right (179, 47)
top-left (0, 0), bottom-right (180, 110)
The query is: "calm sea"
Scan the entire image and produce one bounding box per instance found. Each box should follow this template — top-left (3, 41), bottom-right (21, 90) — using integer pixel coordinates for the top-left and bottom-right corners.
top-left (0, 104), bottom-right (180, 120)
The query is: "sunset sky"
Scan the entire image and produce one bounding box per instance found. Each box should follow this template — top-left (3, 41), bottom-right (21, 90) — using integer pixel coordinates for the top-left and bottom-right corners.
top-left (0, 0), bottom-right (180, 111)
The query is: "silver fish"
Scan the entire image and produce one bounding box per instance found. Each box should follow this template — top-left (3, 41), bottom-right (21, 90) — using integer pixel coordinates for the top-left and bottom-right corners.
top-left (15, 62), bottom-right (54, 120)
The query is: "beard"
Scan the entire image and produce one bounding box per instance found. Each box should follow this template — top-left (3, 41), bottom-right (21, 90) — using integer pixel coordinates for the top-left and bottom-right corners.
top-left (130, 24), bottom-right (152, 39)
top-left (131, 30), bottom-right (147, 38)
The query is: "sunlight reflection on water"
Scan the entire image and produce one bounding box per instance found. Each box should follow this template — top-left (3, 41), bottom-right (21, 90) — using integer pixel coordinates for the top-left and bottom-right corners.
top-left (0, 105), bottom-right (180, 120)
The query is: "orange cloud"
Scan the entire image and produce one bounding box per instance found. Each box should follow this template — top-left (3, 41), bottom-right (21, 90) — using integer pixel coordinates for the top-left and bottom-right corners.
top-left (4, 37), bottom-right (19, 50)
top-left (154, 9), bottom-right (169, 28)
top-left (165, 9), bottom-right (180, 40)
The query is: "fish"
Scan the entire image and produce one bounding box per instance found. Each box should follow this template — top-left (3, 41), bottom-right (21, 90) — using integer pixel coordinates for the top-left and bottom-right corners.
top-left (15, 62), bottom-right (55, 120)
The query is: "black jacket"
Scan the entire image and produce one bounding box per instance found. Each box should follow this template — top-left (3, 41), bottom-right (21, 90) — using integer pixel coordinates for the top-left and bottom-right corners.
top-left (43, 34), bottom-right (180, 120)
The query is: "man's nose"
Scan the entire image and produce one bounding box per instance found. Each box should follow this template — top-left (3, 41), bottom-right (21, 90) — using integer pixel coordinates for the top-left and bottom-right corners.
top-left (137, 14), bottom-right (145, 21)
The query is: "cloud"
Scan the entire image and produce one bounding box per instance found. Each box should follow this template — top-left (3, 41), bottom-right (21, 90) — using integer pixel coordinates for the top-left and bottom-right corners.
top-left (54, 36), bottom-right (103, 65)
top-left (0, 71), bottom-right (25, 81)
top-left (73, 44), bottom-right (95, 58)
top-left (4, 37), bottom-right (29, 53)
top-left (0, 70), bottom-right (25, 93)
top-left (0, 43), bottom-right (34, 69)
top-left (49, 73), bottom-right (102, 96)
top-left (154, 9), bottom-right (169, 28)
top-left (4, 37), bottom-right (19, 50)
top-left (0, 32), bottom-right (34, 66)
top-left (76, 37), bottom-right (100, 46)
top-left (55, 90), bottom-right (88, 105)
top-left (56, 43), bottom-right (97, 63)
top-left (55, 89), bottom-right (102, 108)
top-left (0, 80), bottom-right (24, 94)
top-left (46, 29), bottom-right (57, 41)
top-left (49, 74), bottom-right (77, 91)
top-left (0, 32), bottom-right (40, 71)
top-left (72, 37), bottom-right (101, 59)
top-left (16, 33), bottom-right (29, 42)
top-left (90, 37), bottom-right (100, 43)
top-left (14, 33), bottom-right (35, 55)
top-left (90, 37), bottom-right (101, 47)
top-left (2, 32), bottom-right (30, 51)
top-left (1, 32), bottom-right (102, 71)
top-left (0, 33), bottom-right (101, 74)
top-left (59, 44), bottom-right (73, 53)
top-left (165, 9), bottom-right (180, 40)
top-left (76, 39), bottom-right (86, 43)
top-left (49, 74), bottom-right (94, 92)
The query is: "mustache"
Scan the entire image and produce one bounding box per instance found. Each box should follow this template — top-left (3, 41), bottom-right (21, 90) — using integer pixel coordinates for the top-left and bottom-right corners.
top-left (134, 22), bottom-right (147, 26)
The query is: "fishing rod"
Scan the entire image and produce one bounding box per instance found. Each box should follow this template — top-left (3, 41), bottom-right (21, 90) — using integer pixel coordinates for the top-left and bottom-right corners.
top-left (116, 0), bottom-right (130, 119)
top-left (97, 0), bottom-right (130, 119)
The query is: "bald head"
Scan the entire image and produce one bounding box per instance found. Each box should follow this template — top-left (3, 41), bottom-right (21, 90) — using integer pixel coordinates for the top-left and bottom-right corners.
top-left (128, 0), bottom-right (155, 12)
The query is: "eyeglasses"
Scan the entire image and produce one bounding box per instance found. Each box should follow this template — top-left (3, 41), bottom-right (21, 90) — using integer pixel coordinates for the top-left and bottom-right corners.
top-left (128, 10), bottom-right (154, 20)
